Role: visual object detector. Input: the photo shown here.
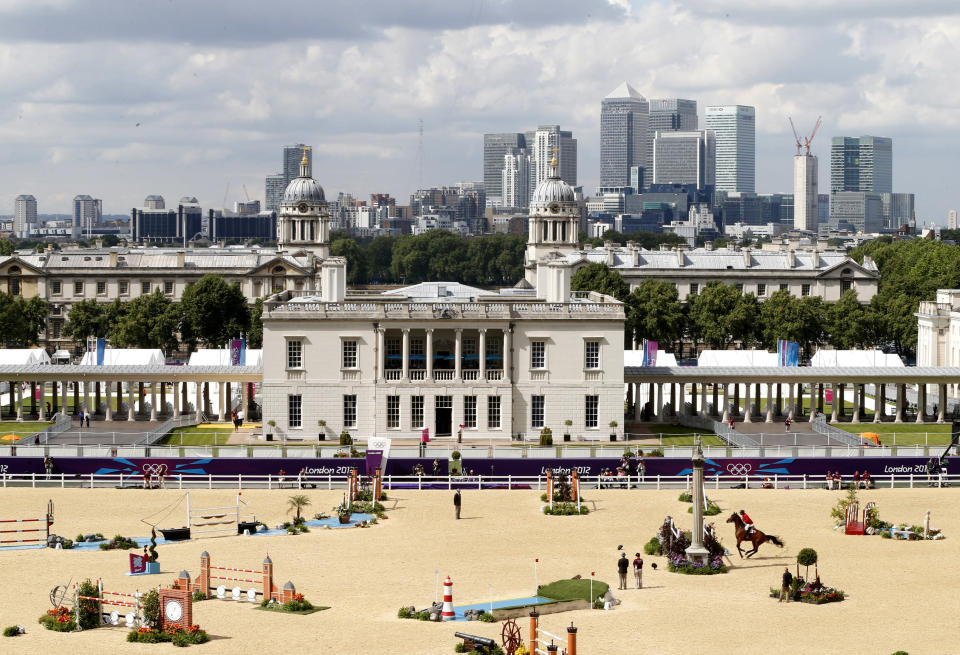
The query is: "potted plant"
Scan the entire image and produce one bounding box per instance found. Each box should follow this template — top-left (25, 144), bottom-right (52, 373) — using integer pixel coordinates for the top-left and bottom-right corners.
top-left (450, 450), bottom-right (461, 475)
top-left (539, 427), bottom-right (553, 446)
top-left (317, 419), bottom-right (326, 441)
top-left (266, 420), bottom-right (276, 441)
top-left (339, 430), bottom-right (353, 446)
top-left (336, 496), bottom-right (352, 524)
top-left (609, 420), bottom-right (618, 442)
top-left (563, 419), bottom-right (572, 442)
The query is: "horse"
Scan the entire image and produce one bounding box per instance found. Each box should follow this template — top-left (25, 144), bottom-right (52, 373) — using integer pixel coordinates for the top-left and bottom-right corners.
top-left (726, 512), bottom-right (784, 558)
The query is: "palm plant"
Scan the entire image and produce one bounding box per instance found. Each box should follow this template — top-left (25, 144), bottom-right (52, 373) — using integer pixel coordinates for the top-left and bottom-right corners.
top-left (287, 495), bottom-right (311, 522)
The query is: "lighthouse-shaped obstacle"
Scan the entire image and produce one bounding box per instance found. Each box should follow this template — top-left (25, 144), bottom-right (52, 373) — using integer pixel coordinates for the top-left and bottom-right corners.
top-left (441, 576), bottom-right (455, 620)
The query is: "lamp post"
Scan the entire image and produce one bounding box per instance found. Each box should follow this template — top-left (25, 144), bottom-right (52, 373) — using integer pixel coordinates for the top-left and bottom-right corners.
top-left (685, 436), bottom-right (709, 565)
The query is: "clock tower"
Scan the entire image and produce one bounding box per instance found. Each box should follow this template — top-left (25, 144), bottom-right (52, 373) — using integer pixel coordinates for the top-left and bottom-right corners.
top-left (525, 150), bottom-right (580, 282)
top-left (159, 587), bottom-right (193, 630)
top-left (277, 146), bottom-right (331, 259)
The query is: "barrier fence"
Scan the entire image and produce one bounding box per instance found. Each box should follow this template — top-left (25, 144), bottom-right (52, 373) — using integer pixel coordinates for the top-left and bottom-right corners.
top-left (0, 471), bottom-right (955, 491)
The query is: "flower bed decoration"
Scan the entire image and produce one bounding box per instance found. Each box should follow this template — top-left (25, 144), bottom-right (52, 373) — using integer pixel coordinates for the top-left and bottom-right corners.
top-left (653, 516), bottom-right (727, 575)
top-left (769, 580), bottom-right (845, 604)
top-left (258, 593), bottom-right (327, 615)
top-left (126, 624), bottom-right (210, 646)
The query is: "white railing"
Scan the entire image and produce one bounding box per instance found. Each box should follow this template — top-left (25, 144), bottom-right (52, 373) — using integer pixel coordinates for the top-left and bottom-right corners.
top-left (409, 370), bottom-right (426, 381)
top-left (530, 371), bottom-right (548, 382)
top-left (486, 370), bottom-right (503, 381)
top-left (137, 412), bottom-right (202, 446)
top-left (1, 472), bottom-right (955, 492)
top-left (341, 370), bottom-right (360, 382)
top-left (433, 370), bottom-right (454, 381)
top-left (384, 370), bottom-right (402, 381)
top-left (584, 371), bottom-right (603, 382)
top-left (462, 370), bottom-right (479, 381)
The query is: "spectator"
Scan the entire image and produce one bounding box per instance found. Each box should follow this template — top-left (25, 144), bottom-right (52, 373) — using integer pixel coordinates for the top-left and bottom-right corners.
top-left (853, 471), bottom-right (861, 488)
top-left (617, 552), bottom-right (629, 590)
top-left (825, 470), bottom-right (834, 490)
top-left (632, 553), bottom-right (643, 589)
top-left (453, 490), bottom-right (461, 519)
top-left (862, 470), bottom-right (872, 489)
top-left (779, 567), bottom-right (793, 602)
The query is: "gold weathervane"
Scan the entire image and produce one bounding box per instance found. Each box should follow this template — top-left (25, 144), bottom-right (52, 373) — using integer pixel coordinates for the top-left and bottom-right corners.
top-left (301, 146), bottom-right (311, 166)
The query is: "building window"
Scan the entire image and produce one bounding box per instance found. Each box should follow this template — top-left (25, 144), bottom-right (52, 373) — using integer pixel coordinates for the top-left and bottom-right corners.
top-left (386, 337), bottom-right (401, 370)
top-left (410, 338), bottom-right (424, 369)
top-left (51, 280), bottom-right (62, 295)
top-left (387, 396), bottom-right (400, 429)
top-left (164, 281), bottom-right (174, 295)
top-left (342, 339), bottom-right (358, 368)
top-left (51, 305), bottom-right (62, 316)
top-left (735, 283), bottom-right (744, 294)
top-left (343, 395), bottom-right (357, 428)
top-left (586, 395), bottom-right (599, 428)
top-left (10, 278), bottom-right (20, 295)
top-left (757, 283), bottom-right (766, 297)
top-left (286, 339), bottom-right (303, 369)
top-left (801, 284), bottom-right (811, 297)
top-left (141, 281), bottom-right (150, 294)
top-left (584, 341), bottom-right (600, 369)
top-left (52, 320), bottom-right (62, 338)
top-left (288, 395), bottom-right (302, 428)
top-left (841, 279), bottom-right (852, 293)
top-left (272, 277), bottom-right (284, 293)
top-left (96, 281), bottom-right (106, 295)
top-left (531, 395), bottom-right (544, 428)
top-left (74, 281), bottom-right (83, 295)
top-left (530, 340), bottom-right (545, 369)
top-left (487, 396), bottom-right (501, 429)
top-left (119, 281), bottom-right (128, 295)
top-left (411, 396), bottom-right (424, 428)
top-left (464, 396), bottom-right (477, 428)
top-left (463, 338), bottom-right (477, 369)
top-left (780, 283), bottom-right (789, 292)
top-left (689, 283), bottom-right (699, 295)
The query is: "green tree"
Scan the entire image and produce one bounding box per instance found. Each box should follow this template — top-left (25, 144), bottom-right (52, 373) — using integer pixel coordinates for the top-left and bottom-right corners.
top-left (757, 290), bottom-right (826, 360)
top-left (64, 299), bottom-right (111, 341)
top-left (0, 240), bottom-right (14, 256)
top-left (330, 237), bottom-right (368, 285)
top-left (366, 235), bottom-right (396, 283)
top-left (687, 282), bottom-right (753, 349)
top-left (825, 290), bottom-right (867, 349)
top-left (627, 280), bottom-right (685, 350)
top-left (112, 290), bottom-right (180, 353)
top-left (247, 297), bottom-right (264, 349)
top-left (179, 275), bottom-right (251, 349)
top-left (571, 263), bottom-right (629, 301)
top-left (0, 293), bottom-right (49, 346)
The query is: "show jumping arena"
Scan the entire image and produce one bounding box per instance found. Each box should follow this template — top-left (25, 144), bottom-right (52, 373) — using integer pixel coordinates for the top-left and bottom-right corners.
top-left (0, 487), bottom-right (956, 654)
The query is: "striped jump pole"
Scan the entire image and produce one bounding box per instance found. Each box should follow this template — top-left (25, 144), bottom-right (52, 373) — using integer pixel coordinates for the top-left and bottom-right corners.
top-left (441, 576), bottom-right (454, 621)
top-left (0, 499), bottom-right (54, 547)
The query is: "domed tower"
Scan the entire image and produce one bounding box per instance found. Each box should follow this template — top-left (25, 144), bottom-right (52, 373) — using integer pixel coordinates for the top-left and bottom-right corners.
top-left (278, 146), bottom-right (330, 259)
top-left (525, 149), bottom-right (580, 279)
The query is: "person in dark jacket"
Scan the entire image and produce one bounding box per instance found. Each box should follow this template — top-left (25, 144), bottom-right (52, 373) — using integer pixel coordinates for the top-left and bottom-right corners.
top-left (617, 552), bottom-right (629, 590)
top-left (779, 566), bottom-right (793, 602)
top-left (453, 490), bottom-right (461, 519)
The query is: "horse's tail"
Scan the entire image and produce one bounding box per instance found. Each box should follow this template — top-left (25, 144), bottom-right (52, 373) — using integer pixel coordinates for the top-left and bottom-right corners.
top-left (767, 534), bottom-right (785, 548)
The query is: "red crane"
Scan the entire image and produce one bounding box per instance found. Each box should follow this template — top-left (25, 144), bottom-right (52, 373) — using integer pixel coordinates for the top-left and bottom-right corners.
top-left (789, 115), bottom-right (822, 156)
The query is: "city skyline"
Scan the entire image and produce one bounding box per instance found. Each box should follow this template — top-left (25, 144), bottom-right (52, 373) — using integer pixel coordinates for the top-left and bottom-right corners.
top-left (0, 0), bottom-right (957, 222)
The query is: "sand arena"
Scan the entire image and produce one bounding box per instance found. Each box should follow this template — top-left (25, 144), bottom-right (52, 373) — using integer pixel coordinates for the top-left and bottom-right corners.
top-left (0, 487), bottom-right (957, 654)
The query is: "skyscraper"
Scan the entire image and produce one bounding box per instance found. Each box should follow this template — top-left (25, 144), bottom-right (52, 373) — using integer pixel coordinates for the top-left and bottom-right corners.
top-left (830, 136), bottom-right (892, 193)
top-left (14, 194), bottom-right (37, 239)
top-left (704, 105), bottom-right (756, 192)
top-left (880, 192), bottom-right (914, 229)
top-left (532, 125), bottom-right (576, 190)
top-left (649, 98), bottom-right (698, 132)
top-left (265, 174), bottom-right (286, 213)
top-left (501, 150), bottom-right (531, 209)
top-left (483, 133), bottom-right (526, 204)
top-left (600, 82), bottom-right (648, 189)
top-left (72, 194), bottom-right (102, 239)
top-left (949, 210), bottom-right (958, 230)
top-left (794, 153), bottom-right (818, 232)
top-left (264, 144), bottom-right (312, 212)
top-left (652, 130), bottom-right (715, 189)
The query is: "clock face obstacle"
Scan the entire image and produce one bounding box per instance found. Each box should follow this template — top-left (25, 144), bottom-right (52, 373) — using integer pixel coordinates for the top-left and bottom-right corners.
top-left (164, 599), bottom-right (183, 622)
top-left (158, 588), bottom-right (192, 630)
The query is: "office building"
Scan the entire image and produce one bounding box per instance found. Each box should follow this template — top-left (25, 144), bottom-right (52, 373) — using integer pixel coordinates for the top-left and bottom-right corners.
top-left (73, 195), bottom-right (102, 239)
top-left (880, 192), bottom-right (914, 230)
top-left (14, 194), bottom-right (37, 238)
top-left (949, 210), bottom-right (958, 230)
top-left (704, 105), bottom-right (756, 193)
top-left (208, 209), bottom-right (277, 242)
top-left (600, 82), bottom-right (648, 189)
top-left (502, 151), bottom-right (531, 209)
top-left (532, 125), bottom-right (577, 190)
top-left (131, 196), bottom-right (204, 244)
top-left (794, 151), bottom-right (818, 231)
top-left (144, 195), bottom-right (165, 210)
top-left (829, 191), bottom-right (883, 233)
top-left (265, 174), bottom-right (286, 213)
top-left (759, 194), bottom-right (794, 226)
top-left (264, 143), bottom-right (312, 212)
top-left (649, 98), bottom-right (698, 132)
top-left (818, 194), bottom-right (830, 224)
top-left (652, 130), bottom-right (715, 189)
top-left (483, 133), bottom-right (526, 205)
top-left (830, 136), bottom-right (892, 193)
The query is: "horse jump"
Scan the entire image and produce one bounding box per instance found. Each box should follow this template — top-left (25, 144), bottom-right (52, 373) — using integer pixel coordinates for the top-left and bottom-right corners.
top-left (187, 492), bottom-right (252, 538)
top-left (177, 551), bottom-right (297, 604)
top-left (844, 501), bottom-right (875, 535)
top-left (0, 499), bottom-right (53, 547)
top-left (529, 612), bottom-right (578, 655)
top-left (74, 578), bottom-right (142, 629)
top-left (372, 469), bottom-right (383, 502)
top-left (347, 469), bottom-right (359, 506)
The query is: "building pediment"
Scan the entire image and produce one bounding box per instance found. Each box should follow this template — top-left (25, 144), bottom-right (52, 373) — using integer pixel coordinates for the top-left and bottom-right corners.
top-left (815, 259), bottom-right (878, 279)
top-left (0, 256), bottom-right (45, 276)
top-left (248, 256), bottom-right (313, 277)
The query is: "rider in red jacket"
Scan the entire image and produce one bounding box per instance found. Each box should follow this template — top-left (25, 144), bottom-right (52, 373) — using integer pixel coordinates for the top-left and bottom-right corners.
top-left (740, 509), bottom-right (755, 534)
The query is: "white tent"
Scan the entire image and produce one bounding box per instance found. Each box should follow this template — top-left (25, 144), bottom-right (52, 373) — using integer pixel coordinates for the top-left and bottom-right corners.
top-left (186, 348), bottom-right (263, 367)
top-left (810, 350), bottom-right (904, 368)
top-left (697, 350), bottom-right (778, 367)
top-left (0, 349), bottom-right (51, 365)
top-left (79, 348), bottom-right (165, 366)
top-left (624, 350), bottom-right (678, 367)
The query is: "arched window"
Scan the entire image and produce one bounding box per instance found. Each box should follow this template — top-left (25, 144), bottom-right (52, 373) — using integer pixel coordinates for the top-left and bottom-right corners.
top-left (7, 265), bottom-right (21, 295)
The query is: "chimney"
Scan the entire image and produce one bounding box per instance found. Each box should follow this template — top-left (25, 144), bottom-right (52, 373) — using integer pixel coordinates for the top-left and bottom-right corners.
top-left (659, 244), bottom-right (670, 252)
top-left (321, 257), bottom-right (347, 302)
top-left (788, 250), bottom-right (796, 268)
top-left (46, 243), bottom-right (53, 252)
top-left (606, 248), bottom-right (615, 266)
top-left (109, 250), bottom-right (118, 267)
top-left (95, 238), bottom-right (103, 249)
top-left (177, 250), bottom-right (185, 267)
top-left (544, 261), bottom-right (571, 303)
top-left (631, 247), bottom-right (640, 267)
top-left (705, 241), bottom-right (713, 251)
top-left (743, 248), bottom-right (751, 268)
top-left (812, 250), bottom-right (820, 268)
top-left (676, 249), bottom-right (685, 267)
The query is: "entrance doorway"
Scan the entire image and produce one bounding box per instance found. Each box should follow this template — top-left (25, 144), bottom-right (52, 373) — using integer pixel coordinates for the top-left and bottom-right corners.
top-left (435, 395), bottom-right (452, 436)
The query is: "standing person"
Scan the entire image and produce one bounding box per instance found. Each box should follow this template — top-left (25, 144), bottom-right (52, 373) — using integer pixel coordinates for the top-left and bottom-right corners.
top-left (453, 490), bottom-right (461, 520)
top-left (779, 566), bottom-right (793, 602)
top-left (85, 412), bottom-right (90, 428)
top-left (44, 455), bottom-right (54, 478)
top-left (432, 458), bottom-right (440, 477)
top-left (77, 409), bottom-right (84, 427)
top-left (925, 458), bottom-right (935, 487)
top-left (632, 552), bottom-right (644, 589)
top-left (617, 552), bottom-right (629, 590)
top-left (784, 417), bottom-right (791, 432)
top-left (728, 417), bottom-right (735, 430)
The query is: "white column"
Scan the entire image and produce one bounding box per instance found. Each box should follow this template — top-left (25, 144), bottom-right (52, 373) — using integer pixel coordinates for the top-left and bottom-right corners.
top-left (478, 329), bottom-right (487, 381)
top-left (15, 384), bottom-right (23, 421)
top-left (765, 383), bottom-right (774, 423)
top-left (938, 384), bottom-right (947, 423)
top-left (195, 381), bottom-right (202, 418)
top-left (83, 381), bottom-right (90, 414)
top-left (376, 328), bottom-right (385, 382)
top-left (149, 383), bottom-right (158, 421)
top-left (104, 382), bottom-right (112, 421)
top-left (37, 382), bottom-right (46, 420)
top-left (401, 328), bottom-right (410, 381)
top-left (915, 384), bottom-right (925, 424)
top-left (830, 383), bottom-right (839, 422)
top-left (787, 383), bottom-right (795, 421)
top-left (503, 328), bottom-right (512, 383)
top-left (218, 381), bottom-right (226, 422)
top-left (454, 329), bottom-right (462, 380)
top-left (743, 383), bottom-right (752, 423)
top-left (425, 329), bottom-right (434, 381)
top-left (677, 382), bottom-right (685, 416)
top-left (654, 383), bottom-right (663, 422)
top-left (172, 381), bottom-right (180, 418)
top-left (852, 384), bottom-right (860, 423)
top-left (894, 384), bottom-right (904, 423)
top-left (242, 381), bottom-right (250, 424)
top-left (127, 382), bottom-right (135, 421)
top-left (721, 384), bottom-right (729, 422)
top-left (61, 381), bottom-right (68, 416)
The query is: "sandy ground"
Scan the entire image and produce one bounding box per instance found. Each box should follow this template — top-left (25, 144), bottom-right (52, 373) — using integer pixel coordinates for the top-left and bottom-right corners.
top-left (0, 486), bottom-right (957, 655)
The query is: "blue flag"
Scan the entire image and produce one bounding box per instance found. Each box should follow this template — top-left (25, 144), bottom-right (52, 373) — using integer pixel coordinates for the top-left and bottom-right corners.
top-left (777, 340), bottom-right (799, 367)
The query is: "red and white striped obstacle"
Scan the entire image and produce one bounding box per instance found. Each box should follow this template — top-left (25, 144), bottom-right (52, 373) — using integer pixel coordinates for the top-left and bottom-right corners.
top-left (177, 551), bottom-right (297, 604)
top-left (347, 469), bottom-right (360, 506)
top-left (529, 612), bottom-right (578, 655)
top-left (441, 576), bottom-right (454, 621)
top-left (0, 499), bottom-right (53, 547)
top-left (74, 578), bottom-right (142, 629)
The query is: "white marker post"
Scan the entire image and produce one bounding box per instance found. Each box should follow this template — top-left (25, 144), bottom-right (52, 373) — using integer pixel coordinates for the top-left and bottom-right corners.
top-left (534, 558), bottom-right (539, 593)
top-left (590, 571), bottom-right (594, 606)
top-left (435, 570), bottom-right (439, 604)
top-left (489, 584), bottom-right (493, 614)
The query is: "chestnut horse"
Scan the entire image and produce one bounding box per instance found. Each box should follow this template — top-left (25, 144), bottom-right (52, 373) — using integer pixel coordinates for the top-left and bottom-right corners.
top-left (726, 512), bottom-right (784, 558)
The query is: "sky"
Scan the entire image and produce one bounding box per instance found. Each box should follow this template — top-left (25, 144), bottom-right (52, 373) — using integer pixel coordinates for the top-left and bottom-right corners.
top-left (1, 0), bottom-right (958, 223)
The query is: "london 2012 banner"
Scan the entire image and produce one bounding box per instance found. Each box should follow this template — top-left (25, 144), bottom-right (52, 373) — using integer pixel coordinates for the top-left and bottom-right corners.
top-left (230, 339), bottom-right (246, 366)
top-left (777, 340), bottom-right (799, 367)
top-left (642, 340), bottom-right (658, 367)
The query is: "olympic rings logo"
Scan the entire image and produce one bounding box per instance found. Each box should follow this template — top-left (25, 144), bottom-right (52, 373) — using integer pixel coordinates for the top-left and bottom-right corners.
top-left (726, 463), bottom-right (753, 475)
top-left (142, 463), bottom-right (168, 477)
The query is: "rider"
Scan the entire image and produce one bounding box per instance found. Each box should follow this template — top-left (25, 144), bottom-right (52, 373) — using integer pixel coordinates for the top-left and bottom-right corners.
top-left (739, 509), bottom-right (755, 535)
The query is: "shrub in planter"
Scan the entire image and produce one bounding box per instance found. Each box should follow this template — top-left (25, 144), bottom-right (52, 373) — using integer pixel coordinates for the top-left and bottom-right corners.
top-left (478, 612), bottom-right (495, 622)
top-left (451, 450), bottom-right (461, 460)
top-left (648, 448), bottom-right (664, 457)
top-left (563, 419), bottom-right (573, 441)
top-left (339, 431), bottom-right (353, 445)
top-left (539, 427), bottom-right (553, 446)
top-left (99, 534), bottom-right (139, 550)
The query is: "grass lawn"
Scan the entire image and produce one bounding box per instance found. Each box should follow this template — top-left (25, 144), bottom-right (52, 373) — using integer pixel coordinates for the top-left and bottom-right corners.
top-left (628, 424), bottom-right (724, 447)
top-left (159, 426), bottom-right (234, 446)
top-left (538, 578), bottom-right (610, 603)
top-left (0, 421), bottom-right (55, 438)
top-left (834, 423), bottom-right (954, 445)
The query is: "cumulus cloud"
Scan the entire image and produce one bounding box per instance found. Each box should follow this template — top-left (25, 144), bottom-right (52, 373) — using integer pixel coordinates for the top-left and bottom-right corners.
top-left (0, 0), bottom-right (955, 223)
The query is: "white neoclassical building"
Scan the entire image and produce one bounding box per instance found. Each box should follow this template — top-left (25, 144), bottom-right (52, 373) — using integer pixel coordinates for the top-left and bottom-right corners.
top-left (916, 289), bottom-right (960, 397)
top-left (261, 157), bottom-right (626, 440)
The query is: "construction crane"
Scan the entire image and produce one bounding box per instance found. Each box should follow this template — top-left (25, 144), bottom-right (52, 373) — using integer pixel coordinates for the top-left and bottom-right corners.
top-left (789, 115), bottom-right (822, 156)
top-left (242, 184), bottom-right (251, 202)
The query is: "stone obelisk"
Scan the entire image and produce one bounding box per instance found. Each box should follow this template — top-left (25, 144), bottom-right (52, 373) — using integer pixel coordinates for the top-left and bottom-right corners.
top-left (685, 436), bottom-right (710, 564)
